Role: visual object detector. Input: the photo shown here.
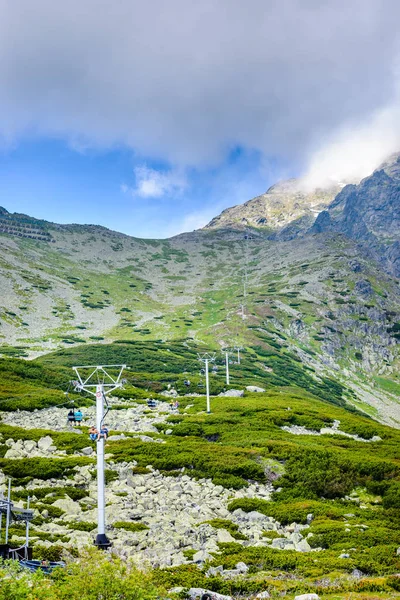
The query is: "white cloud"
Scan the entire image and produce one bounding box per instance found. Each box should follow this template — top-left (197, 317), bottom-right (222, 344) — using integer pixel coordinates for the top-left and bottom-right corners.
top-left (122, 166), bottom-right (187, 199)
top-left (303, 101), bottom-right (400, 189)
top-left (1, 1), bottom-right (400, 181)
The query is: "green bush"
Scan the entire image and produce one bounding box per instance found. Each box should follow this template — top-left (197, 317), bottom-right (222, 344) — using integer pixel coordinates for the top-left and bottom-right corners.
top-left (68, 521), bottom-right (96, 532)
top-left (172, 422), bottom-right (204, 437)
top-left (112, 521), bottom-right (149, 532)
top-left (202, 519), bottom-right (248, 540)
top-left (0, 457), bottom-right (92, 482)
top-left (382, 482), bottom-right (400, 509)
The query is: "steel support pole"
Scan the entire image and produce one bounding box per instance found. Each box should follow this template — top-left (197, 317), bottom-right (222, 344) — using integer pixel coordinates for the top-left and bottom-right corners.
top-left (94, 384), bottom-right (110, 548)
top-left (237, 348), bottom-right (240, 364)
top-left (0, 496), bottom-right (3, 542)
top-left (205, 359), bottom-right (210, 414)
top-left (5, 479), bottom-right (11, 544)
top-left (225, 352), bottom-right (230, 386)
top-left (25, 497), bottom-right (30, 552)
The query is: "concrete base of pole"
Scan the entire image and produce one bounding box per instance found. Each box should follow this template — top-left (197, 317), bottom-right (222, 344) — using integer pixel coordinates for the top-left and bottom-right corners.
top-left (94, 533), bottom-right (111, 549)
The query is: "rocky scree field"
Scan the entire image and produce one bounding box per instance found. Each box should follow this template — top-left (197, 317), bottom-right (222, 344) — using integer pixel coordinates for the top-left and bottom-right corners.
top-left (0, 350), bottom-right (400, 598)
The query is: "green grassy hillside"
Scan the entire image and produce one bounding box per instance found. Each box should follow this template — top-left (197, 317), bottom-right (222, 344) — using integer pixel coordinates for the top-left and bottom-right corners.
top-left (0, 221), bottom-right (398, 424)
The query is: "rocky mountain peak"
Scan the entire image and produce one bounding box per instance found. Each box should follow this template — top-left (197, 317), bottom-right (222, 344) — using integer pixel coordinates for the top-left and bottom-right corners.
top-left (204, 178), bottom-right (342, 233)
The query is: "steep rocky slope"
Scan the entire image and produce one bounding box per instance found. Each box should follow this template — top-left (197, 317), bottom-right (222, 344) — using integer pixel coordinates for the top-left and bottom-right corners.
top-left (312, 153), bottom-right (400, 277)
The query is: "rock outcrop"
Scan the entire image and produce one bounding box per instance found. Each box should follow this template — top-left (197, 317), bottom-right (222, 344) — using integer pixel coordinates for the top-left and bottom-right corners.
top-left (311, 153), bottom-right (400, 277)
top-left (204, 178), bottom-right (341, 235)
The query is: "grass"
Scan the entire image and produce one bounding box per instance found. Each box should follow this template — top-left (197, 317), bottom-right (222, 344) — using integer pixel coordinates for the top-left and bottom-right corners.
top-left (374, 376), bottom-right (400, 398)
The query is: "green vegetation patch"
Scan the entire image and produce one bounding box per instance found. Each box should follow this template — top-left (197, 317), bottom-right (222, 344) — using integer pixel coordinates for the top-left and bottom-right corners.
top-left (112, 521), bottom-right (149, 532)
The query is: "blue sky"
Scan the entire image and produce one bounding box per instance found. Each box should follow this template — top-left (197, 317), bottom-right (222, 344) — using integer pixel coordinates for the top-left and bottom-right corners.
top-left (1, 1), bottom-right (399, 239)
top-left (0, 139), bottom-right (292, 238)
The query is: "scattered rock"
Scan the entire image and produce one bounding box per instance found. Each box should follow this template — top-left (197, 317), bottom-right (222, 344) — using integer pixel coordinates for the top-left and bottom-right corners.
top-left (352, 569), bottom-right (363, 578)
top-left (245, 386), bottom-right (265, 393)
top-left (188, 589), bottom-right (232, 600)
top-left (218, 390), bottom-right (244, 397)
top-left (234, 561), bottom-right (248, 573)
top-left (53, 497), bottom-right (81, 515)
top-left (207, 565), bottom-right (224, 576)
top-left (294, 594), bottom-right (320, 600)
top-left (256, 592), bottom-right (271, 599)
top-left (37, 436), bottom-right (54, 451)
top-left (355, 279), bottom-right (373, 297)
top-left (192, 550), bottom-right (214, 564)
top-left (217, 529), bottom-right (236, 543)
top-left (81, 446), bottom-right (93, 456)
top-left (160, 389), bottom-right (178, 398)
top-left (296, 539), bottom-right (312, 553)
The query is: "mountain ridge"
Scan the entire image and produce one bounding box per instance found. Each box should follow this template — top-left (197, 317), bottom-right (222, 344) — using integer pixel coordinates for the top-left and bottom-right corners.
top-left (204, 178), bottom-right (344, 235)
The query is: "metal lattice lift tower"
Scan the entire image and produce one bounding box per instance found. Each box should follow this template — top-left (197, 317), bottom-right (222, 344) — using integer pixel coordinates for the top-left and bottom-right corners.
top-left (72, 364), bottom-right (126, 549)
top-left (197, 353), bottom-right (216, 413)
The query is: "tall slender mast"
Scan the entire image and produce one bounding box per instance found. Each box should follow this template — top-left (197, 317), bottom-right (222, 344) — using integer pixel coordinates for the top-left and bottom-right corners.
top-left (225, 350), bottom-right (230, 385)
top-left (5, 478), bottom-right (11, 544)
top-left (197, 353), bottom-right (216, 414)
top-left (205, 359), bottom-right (210, 413)
top-left (72, 364), bottom-right (125, 549)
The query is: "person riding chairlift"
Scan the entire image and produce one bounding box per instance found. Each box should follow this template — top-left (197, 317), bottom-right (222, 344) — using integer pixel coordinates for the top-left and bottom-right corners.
top-left (67, 409), bottom-right (75, 425)
top-left (74, 409), bottom-right (83, 425)
top-left (89, 426), bottom-right (98, 441)
top-left (97, 425), bottom-right (109, 441)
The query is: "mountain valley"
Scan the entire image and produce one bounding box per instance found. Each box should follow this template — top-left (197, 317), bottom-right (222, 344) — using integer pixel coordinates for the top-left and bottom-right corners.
top-left (0, 155), bottom-right (399, 599)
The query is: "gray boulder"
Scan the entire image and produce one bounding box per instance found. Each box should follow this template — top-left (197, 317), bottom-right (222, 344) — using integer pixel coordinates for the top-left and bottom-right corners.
top-left (24, 440), bottom-right (37, 453)
top-left (352, 569), bottom-right (363, 578)
top-left (81, 447), bottom-right (93, 456)
top-left (188, 589), bottom-right (232, 600)
top-left (38, 436), bottom-right (54, 451)
top-left (218, 390), bottom-right (244, 397)
top-left (207, 565), bottom-right (224, 576)
top-left (296, 539), bottom-right (312, 552)
top-left (294, 595), bottom-right (320, 600)
top-left (217, 529), bottom-right (236, 543)
top-left (192, 550), bottom-right (214, 564)
top-left (235, 561), bottom-right (249, 573)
